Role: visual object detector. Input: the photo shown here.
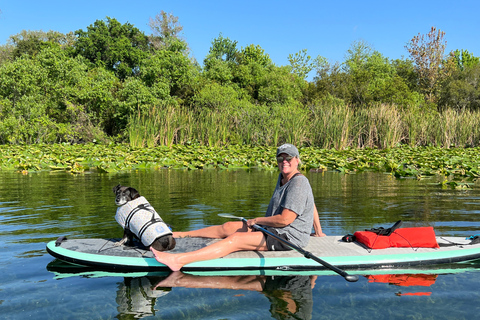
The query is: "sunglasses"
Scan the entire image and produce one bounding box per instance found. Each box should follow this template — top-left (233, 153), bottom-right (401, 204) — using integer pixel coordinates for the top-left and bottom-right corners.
top-left (276, 156), bottom-right (295, 163)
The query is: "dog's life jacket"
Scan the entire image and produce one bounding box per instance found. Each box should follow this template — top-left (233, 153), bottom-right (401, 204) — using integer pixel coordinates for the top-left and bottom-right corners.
top-left (115, 196), bottom-right (172, 247)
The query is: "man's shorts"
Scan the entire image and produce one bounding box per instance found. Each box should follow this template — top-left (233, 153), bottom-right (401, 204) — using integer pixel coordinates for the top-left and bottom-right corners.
top-left (262, 227), bottom-right (293, 251)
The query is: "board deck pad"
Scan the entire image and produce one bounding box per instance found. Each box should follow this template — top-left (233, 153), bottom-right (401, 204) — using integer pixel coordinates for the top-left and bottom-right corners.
top-left (46, 236), bottom-right (480, 272)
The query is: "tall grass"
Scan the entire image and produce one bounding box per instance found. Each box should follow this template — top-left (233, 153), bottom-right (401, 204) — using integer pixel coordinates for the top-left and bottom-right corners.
top-left (128, 103), bottom-right (189, 148)
top-left (127, 101), bottom-right (480, 149)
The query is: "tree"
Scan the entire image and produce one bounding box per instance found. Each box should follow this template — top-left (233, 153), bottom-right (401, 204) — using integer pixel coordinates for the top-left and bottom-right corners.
top-left (139, 47), bottom-right (198, 101)
top-left (452, 49), bottom-right (480, 71)
top-left (148, 11), bottom-right (186, 51)
top-left (343, 40), bottom-right (374, 106)
top-left (203, 34), bottom-right (238, 85)
top-left (405, 27), bottom-right (449, 103)
top-left (0, 44), bottom-right (14, 65)
top-left (204, 33), bottom-right (238, 64)
top-left (74, 17), bottom-right (150, 80)
top-left (5, 30), bottom-right (76, 59)
top-left (311, 41), bottom-right (421, 108)
top-left (288, 49), bottom-right (327, 79)
top-left (311, 61), bottom-right (349, 105)
top-left (439, 50), bottom-right (480, 111)
top-left (391, 58), bottom-right (419, 92)
top-left (439, 64), bottom-right (480, 111)
top-left (236, 44), bottom-right (272, 66)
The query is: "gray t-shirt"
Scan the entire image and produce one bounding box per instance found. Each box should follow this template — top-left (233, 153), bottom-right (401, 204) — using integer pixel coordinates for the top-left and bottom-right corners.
top-left (264, 173), bottom-right (314, 248)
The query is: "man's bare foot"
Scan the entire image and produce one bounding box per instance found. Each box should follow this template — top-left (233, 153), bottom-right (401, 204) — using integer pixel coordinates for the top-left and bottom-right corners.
top-left (150, 247), bottom-right (184, 271)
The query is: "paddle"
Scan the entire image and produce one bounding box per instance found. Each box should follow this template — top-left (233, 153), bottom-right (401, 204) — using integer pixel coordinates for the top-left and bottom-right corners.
top-left (218, 213), bottom-right (359, 282)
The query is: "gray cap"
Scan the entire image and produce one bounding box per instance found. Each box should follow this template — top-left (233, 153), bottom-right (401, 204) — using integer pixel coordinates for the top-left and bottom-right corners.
top-left (276, 144), bottom-right (299, 157)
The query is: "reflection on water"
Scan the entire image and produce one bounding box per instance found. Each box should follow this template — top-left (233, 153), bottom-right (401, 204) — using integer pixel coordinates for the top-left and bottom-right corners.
top-left (46, 260), bottom-right (316, 319)
top-left (365, 274), bottom-right (438, 296)
top-left (153, 273), bottom-right (316, 320)
top-left (2, 170), bottom-right (480, 319)
top-left (46, 264), bottom-right (478, 320)
top-left (116, 276), bottom-right (170, 319)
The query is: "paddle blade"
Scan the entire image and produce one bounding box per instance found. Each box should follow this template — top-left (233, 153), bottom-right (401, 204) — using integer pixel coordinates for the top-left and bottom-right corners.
top-left (345, 275), bottom-right (359, 282)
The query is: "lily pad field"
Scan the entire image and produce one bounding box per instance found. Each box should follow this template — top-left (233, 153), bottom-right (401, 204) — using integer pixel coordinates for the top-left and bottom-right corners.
top-left (1, 144), bottom-right (479, 188)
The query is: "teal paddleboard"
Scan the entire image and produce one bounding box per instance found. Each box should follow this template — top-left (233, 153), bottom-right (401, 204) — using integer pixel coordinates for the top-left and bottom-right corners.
top-left (46, 235), bottom-right (480, 272)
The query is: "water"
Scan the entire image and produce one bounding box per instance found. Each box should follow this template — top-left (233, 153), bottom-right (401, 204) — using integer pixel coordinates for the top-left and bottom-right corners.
top-left (1, 169), bottom-right (480, 319)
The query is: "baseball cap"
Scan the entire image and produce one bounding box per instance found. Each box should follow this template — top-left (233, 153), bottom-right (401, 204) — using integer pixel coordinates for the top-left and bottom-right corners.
top-left (276, 144), bottom-right (299, 157)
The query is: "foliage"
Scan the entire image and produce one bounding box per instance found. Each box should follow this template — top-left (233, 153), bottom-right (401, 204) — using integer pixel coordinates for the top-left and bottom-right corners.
top-left (288, 49), bottom-right (327, 79)
top-left (237, 44), bottom-right (272, 67)
top-left (139, 46), bottom-right (198, 100)
top-left (148, 10), bottom-right (186, 51)
top-left (204, 33), bottom-right (238, 63)
top-left (1, 18), bottom-right (480, 151)
top-left (312, 41), bottom-right (421, 108)
top-left (438, 50), bottom-right (480, 111)
top-left (74, 17), bottom-right (150, 80)
top-left (2, 144), bottom-right (480, 186)
top-left (405, 27), bottom-right (450, 103)
top-left (452, 49), bottom-right (480, 71)
top-left (438, 63), bottom-right (480, 111)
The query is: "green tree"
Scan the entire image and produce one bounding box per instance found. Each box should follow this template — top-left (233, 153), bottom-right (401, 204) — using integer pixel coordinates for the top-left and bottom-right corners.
top-left (74, 17), bottom-right (150, 80)
top-left (5, 30), bottom-right (75, 59)
top-left (236, 44), bottom-right (272, 66)
top-left (311, 61), bottom-right (349, 104)
top-left (203, 34), bottom-right (238, 85)
top-left (139, 43), bottom-right (198, 102)
top-left (439, 52), bottom-right (480, 111)
top-left (0, 44), bottom-right (13, 65)
top-left (205, 33), bottom-right (238, 63)
top-left (288, 49), bottom-right (327, 79)
top-left (0, 47), bottom-right (69, 143)
top-left (391, 58), bottom-right (419, 92)
top-left (0, 44), bottom-right (120, 142)
top-left (311, 41), bottom-right (421, 108)
top-left (342, 40), bottom-right (374, 106)
top-left (230, 44), bottom-right (273, 102)
top-left (258, 66), bottom-right (305, 105)
top-left (452, 49), bottom-right (480, 71)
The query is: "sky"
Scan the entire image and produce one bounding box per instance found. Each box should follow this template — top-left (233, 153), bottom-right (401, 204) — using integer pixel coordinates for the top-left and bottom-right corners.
top-left (1, 0), bottom-right (479, 73)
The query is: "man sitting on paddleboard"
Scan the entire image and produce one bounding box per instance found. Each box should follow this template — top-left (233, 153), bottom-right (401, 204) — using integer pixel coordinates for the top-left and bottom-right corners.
top-left (151, 144), bottom-right (326, 271)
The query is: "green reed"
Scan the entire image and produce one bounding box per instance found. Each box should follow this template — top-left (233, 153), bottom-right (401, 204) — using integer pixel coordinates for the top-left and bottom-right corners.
top-left (127, 102), bottom-right (480, 149)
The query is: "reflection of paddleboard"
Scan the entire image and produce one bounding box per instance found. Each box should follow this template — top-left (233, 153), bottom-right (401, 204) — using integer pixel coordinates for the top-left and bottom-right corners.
top-left (46, 259), bottom-right (480, 281)
top-left (46, 236), bottom-right (480, 272)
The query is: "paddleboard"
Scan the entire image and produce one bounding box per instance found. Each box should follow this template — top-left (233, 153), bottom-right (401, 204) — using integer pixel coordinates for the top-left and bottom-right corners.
top-left (46, 235), bottom-right (480, 272)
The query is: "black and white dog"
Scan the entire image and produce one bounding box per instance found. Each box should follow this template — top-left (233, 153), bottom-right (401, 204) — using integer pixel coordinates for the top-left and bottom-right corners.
top-left (113, 184), bottom-right (176, 251)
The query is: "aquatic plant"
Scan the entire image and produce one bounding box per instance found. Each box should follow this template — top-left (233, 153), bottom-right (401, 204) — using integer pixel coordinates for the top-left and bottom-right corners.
top-left (1, 144), bottom-right (479, 189)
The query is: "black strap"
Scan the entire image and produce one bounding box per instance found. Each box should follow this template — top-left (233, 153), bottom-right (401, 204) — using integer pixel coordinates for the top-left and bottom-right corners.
top-left (366, 220), bottom-right (403, 236)
top-left (292, 172), bottom-right (303, 179)
top-left (55, 235), bottom-right (67, 246)
top-left (138, 218), bottom-right (166, 239)
top-left (364, 220), bottom-right (407, 253)
top-left (124, 203), bottom-right (168, 239)
top-left (125, 203), bottom-right (156, 229)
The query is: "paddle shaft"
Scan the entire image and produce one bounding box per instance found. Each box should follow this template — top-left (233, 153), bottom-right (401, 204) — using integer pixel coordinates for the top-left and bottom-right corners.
top-left (238, 217), bottom-right (359, 282)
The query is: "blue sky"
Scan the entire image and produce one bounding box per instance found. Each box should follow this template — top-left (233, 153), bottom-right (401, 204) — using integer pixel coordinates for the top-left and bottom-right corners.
top-left (1, 0), bottom-right (479, 70)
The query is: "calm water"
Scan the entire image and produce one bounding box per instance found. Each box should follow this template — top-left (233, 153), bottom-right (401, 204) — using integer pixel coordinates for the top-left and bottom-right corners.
top-left (1, 169), bottom-right (480, 319)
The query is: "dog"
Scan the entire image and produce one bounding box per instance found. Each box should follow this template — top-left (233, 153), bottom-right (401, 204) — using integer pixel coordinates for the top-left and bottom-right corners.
top-left (113, 184), bottom-right (176, 251)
